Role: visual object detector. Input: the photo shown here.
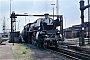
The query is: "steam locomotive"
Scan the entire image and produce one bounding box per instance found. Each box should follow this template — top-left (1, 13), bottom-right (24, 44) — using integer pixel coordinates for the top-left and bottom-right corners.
top-left (21, 13), bottom-right (64, 48)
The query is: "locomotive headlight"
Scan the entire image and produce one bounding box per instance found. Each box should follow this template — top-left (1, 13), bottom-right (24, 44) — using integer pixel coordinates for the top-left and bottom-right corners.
top-left (57, 32), bottom-right (60, 33)
top-left (56, 31), bottom-right (60, 35)
top-left (45, 35), bottom-right (48, 37)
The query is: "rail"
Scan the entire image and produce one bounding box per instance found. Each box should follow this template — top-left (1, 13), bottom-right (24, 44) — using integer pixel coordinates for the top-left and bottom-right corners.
top-left (47, 47), bottom-right (90, 60)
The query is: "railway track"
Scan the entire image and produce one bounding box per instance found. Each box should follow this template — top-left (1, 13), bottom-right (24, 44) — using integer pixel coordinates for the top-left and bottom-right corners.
top-left (68, 45), bottom-right (90, 55)
top-left (47, 47), bottom-right (90, 60)
top-left (23, 41), bottom-right (90, 60)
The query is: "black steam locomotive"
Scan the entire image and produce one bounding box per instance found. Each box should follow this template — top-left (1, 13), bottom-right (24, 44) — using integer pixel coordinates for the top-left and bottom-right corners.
top-left (21, 13), bottom-right (64, 48)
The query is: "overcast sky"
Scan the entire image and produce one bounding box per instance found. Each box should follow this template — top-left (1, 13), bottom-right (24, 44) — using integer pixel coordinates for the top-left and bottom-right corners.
top-left (0, 0), bottom-right (89, 33)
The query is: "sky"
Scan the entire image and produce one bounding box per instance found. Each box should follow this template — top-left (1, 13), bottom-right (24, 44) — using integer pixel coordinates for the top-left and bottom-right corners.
top-left (0, 0), bottom-right (89, 33)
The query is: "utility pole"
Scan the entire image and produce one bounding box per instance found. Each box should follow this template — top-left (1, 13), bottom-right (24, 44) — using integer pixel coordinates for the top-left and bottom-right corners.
top-left (10, 0), bottom-right (13, 15)
top-left (3, 16), bottom-right (6, 34)
top-left (64, 17), bottom-right (66, 29)
top-left (10, 0), bottom-right (11, 15)
top-left (24, 13), bottom-right (27, 24)
top-left (10, 0), bottom-right (13, 32)
top-left (88, 0), bottom-right (90, 44)
top-left (18, 20), bottom-right (20, 29)
top-left (0, 1), bottom-right (2, 18)
top-left (15, 20), bottom-right (16, 31)
top-left (56, 0), bottom-right (59, 16)
top-left (51, 4), bottom-right (55, 20)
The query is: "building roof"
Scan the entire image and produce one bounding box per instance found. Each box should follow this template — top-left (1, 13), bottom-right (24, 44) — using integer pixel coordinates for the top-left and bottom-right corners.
top-left (64, 22), bottom-right (89, 31)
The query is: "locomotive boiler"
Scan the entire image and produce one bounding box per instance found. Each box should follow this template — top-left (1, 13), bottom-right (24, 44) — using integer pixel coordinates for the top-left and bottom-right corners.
top-left (21, 13), bottom-right (64, 48)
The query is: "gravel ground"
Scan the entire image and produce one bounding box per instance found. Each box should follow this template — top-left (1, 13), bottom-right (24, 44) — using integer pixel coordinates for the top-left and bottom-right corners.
top-left (0, 41), bottom-right (71, 60)
top-left (25, 44), bottom-right (71, 60)
top-left (0, 41), bottom-right (15, 60)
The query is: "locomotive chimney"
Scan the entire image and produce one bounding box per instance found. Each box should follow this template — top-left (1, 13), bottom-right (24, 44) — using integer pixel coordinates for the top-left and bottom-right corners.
top-left (44, 13), bottom-right (49, 19)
